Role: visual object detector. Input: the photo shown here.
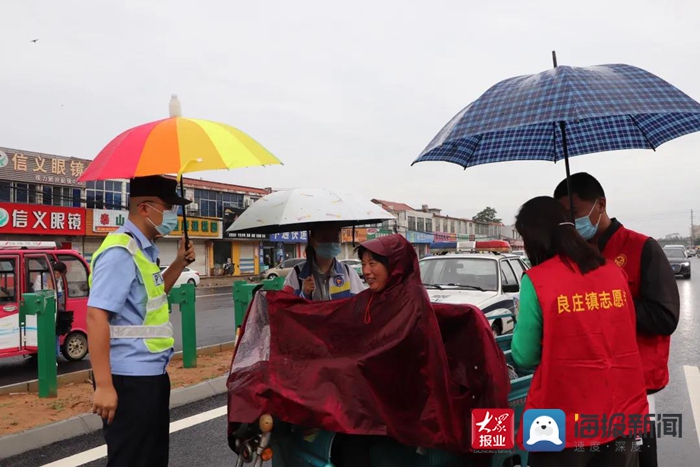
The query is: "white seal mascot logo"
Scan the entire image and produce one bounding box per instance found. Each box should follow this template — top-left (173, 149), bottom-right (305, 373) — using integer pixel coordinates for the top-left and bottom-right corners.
top-left (526, 415), bottom-right (562, 445)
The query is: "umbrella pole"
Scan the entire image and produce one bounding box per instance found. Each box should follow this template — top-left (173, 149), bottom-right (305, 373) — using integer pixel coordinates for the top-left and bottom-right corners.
top-left (180, 178), bottom-right (193, 262)
top-left (559, 121), bottom-right (576, 222)
top-left (552, 52), bottom-right (576, 222)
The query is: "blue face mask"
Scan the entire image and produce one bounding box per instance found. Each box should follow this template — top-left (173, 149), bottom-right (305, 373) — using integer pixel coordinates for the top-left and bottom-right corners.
top-left (315, 242), bottom-right (341, 259)
top-left (575, 199), bottom-right (601, 241)
top-left (147, 204), bottom-right (179, 236)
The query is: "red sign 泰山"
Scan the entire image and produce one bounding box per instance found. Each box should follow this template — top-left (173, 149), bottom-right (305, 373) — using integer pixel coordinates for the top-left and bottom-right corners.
top-left (0, 203), bottom-right (86, 236)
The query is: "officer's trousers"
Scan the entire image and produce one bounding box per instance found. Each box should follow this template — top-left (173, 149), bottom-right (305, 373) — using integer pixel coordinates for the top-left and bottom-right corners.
top-left (101, 373), bottom-right (170, 467)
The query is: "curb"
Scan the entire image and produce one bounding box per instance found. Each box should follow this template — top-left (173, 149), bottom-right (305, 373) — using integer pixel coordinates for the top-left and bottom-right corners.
top-left (0, 341), bottom-right (236, 396)
top-left (0, 375), bottom-right (229, 461)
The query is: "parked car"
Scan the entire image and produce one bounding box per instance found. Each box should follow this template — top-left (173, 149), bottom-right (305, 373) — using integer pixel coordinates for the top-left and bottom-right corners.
top-left (664, 244), bottom-right (686, 250)
top-left (686, 248), bottom-right (697, 258)
top-left (160, 266), bottom-right (201, 287)
top-left (261, 258), bottom-right (306, 280)
top-left (418, 253), bottom-right (529, 337)
top-left (509, 250), bottom-right (531, 267)
top-left (340, 259), bottom-right (363, 280)
top-left (663, 247), bottom-right (691, 279)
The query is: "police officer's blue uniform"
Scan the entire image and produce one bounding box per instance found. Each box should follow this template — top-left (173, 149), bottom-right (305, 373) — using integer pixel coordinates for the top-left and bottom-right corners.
top-left (88, 176), bottom-right (191, 467)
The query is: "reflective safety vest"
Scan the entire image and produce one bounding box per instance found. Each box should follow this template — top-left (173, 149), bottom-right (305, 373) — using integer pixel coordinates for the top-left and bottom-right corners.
top-left (88, 233), bottom-right (174, 353)
top-left (517, 256), bottom-right (648, 449)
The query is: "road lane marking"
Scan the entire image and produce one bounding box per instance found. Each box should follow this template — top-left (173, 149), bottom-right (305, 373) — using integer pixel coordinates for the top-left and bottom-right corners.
top-left (169, 405), bottom-right (227, 432)
top-left (41, 406), bottom-right (227, 467)
top-left (684, 365), bottom-right (700, 449)
top-left (197, 292), bottom-right (232, 298)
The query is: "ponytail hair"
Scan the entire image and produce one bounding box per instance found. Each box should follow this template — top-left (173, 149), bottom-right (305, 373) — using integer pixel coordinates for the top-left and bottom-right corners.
top-left (515, 196), bottom-right (605, 274)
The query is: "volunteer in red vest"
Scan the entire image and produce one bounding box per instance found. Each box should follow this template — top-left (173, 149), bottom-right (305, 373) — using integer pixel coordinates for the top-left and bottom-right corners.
top-left (555, 172), bottom-right (680, 467)
top-left (512, 196), bottom-right (647, 467)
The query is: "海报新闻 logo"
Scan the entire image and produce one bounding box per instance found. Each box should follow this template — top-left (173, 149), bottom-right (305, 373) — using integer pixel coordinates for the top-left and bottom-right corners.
top-left (523, 409), bottom-right (566, 452)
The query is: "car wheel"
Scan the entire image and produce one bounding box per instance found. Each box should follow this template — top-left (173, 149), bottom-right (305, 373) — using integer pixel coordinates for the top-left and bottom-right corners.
top-left (61, 332), bottom-right (89, 361)
top-left (684, 273), bottom-right (691, 279)
top-left (491, 321), bottom-right (503, 338)
top-left (267, 274), bottom-right (278, 279)
top-left (187, 278), bottom-right (197, 286)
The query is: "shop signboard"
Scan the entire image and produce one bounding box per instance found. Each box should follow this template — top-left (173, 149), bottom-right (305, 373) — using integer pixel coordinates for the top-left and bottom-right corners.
top-left (341, 228), bottom-right (368, 243)
top-left (225, 231), bottom-right (268, 240)
top-left (366, 228), bottom-right (393, 240)
top-left (269, 231), bottom-right (308, 243)
top-left (0, 147), bottom-right (88, 187)
top-left (167, 216), bottom-right (222, 239)
top-left (92, 209), bottom-right (127, 233)
top-left (0, 202), bottom-right (86, 235)
top-left (406, 231), bottom-right (434, 244)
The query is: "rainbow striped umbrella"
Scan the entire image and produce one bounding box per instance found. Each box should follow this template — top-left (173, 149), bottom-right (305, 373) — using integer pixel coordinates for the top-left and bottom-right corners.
top-left (79, 96), bottom-right (281, 182)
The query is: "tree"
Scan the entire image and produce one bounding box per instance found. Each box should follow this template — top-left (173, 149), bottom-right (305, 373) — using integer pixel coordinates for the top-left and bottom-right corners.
top-left (473, 207), bottom-right (501, 224)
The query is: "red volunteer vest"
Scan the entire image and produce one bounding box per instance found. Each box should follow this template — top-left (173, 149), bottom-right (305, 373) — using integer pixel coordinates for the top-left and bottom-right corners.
top-left (517, 256), bottom-right (648, 449)
top-left (602, 226), bottom-right (670, 391)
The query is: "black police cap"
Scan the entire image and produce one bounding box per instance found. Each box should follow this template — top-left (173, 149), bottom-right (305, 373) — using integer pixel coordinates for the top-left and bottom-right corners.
top-left (129, 176), bottom-right (191, 206)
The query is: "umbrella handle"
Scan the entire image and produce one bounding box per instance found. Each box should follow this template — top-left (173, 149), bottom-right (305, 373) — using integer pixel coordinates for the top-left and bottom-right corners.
top-left (180, 178), bottom-right (195, 264)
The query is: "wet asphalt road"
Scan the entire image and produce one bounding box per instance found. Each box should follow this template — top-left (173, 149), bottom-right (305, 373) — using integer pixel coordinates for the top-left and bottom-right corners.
top-left (4, 268), bottom-right (700, 466)
top-left (0, 287), bottom-right (235, 387)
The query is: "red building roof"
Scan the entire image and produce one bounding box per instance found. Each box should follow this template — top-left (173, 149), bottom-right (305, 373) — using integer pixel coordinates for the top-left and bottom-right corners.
top-left (372, 199), bottom-right (415, 212)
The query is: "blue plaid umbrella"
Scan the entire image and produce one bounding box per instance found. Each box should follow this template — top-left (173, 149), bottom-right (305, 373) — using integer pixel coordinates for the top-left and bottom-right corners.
top-left (412, 63), bottom-right (700, 170)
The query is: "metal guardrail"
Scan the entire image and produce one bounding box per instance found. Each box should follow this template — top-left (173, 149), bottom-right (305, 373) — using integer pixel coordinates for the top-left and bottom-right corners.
top-left (19, 283), bottom-right (198, 398)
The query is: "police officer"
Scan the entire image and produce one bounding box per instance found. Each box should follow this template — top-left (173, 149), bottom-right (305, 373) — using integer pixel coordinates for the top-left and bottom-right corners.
top-left (87, 175), bottom-right (195, 466)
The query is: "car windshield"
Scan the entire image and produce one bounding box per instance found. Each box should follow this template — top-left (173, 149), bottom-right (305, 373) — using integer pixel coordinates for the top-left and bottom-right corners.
top-left (419, 257), bottom-right (498, 291)
top-left (664, 249), bottom-right (686, 259)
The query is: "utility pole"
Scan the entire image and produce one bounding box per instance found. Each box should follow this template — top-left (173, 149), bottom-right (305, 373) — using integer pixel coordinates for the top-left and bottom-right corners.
top-left (691, 209), bottom-right (695, 247)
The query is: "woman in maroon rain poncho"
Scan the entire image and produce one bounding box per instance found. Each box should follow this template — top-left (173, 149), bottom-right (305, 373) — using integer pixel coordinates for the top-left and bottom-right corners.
top-left (227, 234), bottom-right (509, 465)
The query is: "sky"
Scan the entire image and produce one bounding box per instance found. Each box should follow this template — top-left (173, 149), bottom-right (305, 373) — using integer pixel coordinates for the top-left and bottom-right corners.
top-left (1, 0), bottom-right (699, 239)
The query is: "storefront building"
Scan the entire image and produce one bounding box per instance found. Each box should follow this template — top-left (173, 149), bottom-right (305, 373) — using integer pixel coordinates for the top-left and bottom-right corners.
top-left (84, 208), bottom-right (220, 275)
top-left (340, 227), bottom-right (393, 259)
top-left (221, 231), bottom-right (266, 275)
top-left (0, 148), bottom-right (89, 252)
top-left (163, 216), bottom-right (220, 275)
top-left (406, 230), bottom-right (434, 258)
top-left (83, 208), bottom-right (127, 261)
top-left (0, 202), bottom-right (87, 252)
top-left (269, 231), bottom-right (308, 263)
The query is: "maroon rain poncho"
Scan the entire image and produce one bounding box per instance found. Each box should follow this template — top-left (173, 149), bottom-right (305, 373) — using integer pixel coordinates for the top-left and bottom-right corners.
top-left (227, 234), bottom-right (509, 453)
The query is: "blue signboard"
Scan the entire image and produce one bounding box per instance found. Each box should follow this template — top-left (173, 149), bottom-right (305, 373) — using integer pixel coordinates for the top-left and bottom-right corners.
top-left (269, 231), bottom-right (308, 243)
top-left (406, 231), bottom-right (434, 244)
